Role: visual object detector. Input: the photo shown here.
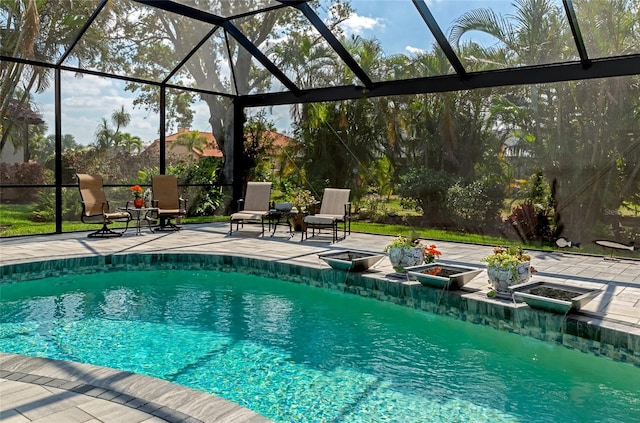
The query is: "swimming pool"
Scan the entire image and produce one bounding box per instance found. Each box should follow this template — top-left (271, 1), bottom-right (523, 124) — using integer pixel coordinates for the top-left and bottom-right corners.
top-left (1, 268), bottom-right (639, 422)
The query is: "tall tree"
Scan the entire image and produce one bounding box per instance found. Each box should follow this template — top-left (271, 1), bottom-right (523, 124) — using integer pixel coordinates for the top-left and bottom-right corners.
top-left (102, 0), bottom-right (352, 186)
top-left (93, 118), bottom-right (114, 150)
top-left (449, 0), bottom-right (640, 240)
top-left (0, 0), bottom-right (114, 155)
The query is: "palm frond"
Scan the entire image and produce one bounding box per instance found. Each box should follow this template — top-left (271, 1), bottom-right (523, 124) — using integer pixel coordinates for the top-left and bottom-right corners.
top-left (449, 8), bottom-right (512, 49)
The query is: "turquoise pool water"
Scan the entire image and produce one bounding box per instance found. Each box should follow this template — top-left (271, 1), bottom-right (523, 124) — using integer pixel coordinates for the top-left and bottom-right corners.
top-left (1, 269), bottom-right (639, 422)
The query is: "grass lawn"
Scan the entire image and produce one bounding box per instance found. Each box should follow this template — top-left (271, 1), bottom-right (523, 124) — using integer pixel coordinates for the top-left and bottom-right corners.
top-left (0, 204), bottom-right (228, 237)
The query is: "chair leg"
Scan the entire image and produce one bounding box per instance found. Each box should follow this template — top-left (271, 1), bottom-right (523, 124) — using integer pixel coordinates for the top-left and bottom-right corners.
top-left (229, 218), bottom-right (241, 234)
top-left (155, 217), bottom-right (182, 231)
top-left (88, 223), bottom-right (123, 238)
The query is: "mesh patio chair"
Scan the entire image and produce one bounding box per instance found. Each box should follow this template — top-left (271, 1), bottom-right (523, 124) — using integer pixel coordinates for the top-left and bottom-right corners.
top-left (229, 182), bottom-right (273, 236)
top-left (301, 188), bottom-right (351, 243)
top-left (77, 173), bottom-right (131, 238)
top-left (151, 175), bottom-right (187, 231)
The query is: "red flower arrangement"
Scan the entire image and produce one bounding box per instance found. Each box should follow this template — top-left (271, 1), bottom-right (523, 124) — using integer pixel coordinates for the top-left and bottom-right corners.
top-left (130, 185), bottom-right (143, 198)
top-left (423, 244), bottom-right (442, 263)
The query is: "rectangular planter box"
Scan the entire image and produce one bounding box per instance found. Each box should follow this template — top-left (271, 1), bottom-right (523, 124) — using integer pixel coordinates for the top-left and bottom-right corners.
top-left (406, 263), bottom-right (482, 290)
top-left (511, 281), bottom-right (601, 314)
top-left (318, 250), bottom-right (385, 272)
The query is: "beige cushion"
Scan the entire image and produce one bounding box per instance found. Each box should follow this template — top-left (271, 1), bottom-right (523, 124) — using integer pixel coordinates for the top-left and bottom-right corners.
top-left (158, 208), bottom-right (185, 216)
top-left (230, 182), bottom-right (272, 225)
top-left (231, 211), bottom-right (268, 221)
top-left (104, 211), bottom-right (130, 220)
top-left (304, 214), bottom-right (343, 225)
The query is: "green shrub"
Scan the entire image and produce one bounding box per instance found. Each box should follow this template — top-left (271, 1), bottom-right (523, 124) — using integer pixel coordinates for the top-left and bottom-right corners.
top-left (0, 162), bottom-right (49, 203)
top-left (30, 188), bottom-right (82, 222)
top-left (174, 157), bottom-right (224, 216)
top-left (447, 179), bottom-right (504, 230)
top-left (397, 167), bottom-right (455, 222)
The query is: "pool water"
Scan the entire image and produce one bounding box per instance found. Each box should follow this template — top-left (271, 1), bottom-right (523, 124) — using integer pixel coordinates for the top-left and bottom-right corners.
top-left (1, 269), bottom-right (639, 422)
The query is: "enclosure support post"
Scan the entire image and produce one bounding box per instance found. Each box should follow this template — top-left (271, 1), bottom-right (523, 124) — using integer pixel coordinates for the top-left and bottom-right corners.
top-left (160, 86), bottom-right (166, 175)
top-left (231, 99), bottom-right (245, 211)
top-left (55, 69), bottom-right (62, 234)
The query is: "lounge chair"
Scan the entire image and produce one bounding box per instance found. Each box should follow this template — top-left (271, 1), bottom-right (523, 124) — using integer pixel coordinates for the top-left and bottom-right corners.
top-left (229, 182), bottom-right (272, 236)
top-left (76, 173), bottom-right (131, 238)
top-left (151, 175), bottom-right (187, 231)
top-left (301, 188), bottom-right (351, 243)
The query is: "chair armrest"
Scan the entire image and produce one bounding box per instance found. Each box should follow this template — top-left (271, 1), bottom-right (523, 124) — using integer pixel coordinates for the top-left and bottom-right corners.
top-left (237, 198), bottom-right (245, 211)
top-left (344, 202), bottom-right (352, 217)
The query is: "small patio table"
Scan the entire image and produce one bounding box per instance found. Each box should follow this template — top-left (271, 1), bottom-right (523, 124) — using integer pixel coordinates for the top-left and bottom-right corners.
top-left (120, 206), bottom-right (158, 235)
top-left (267, 209), bottom-right (295, 237)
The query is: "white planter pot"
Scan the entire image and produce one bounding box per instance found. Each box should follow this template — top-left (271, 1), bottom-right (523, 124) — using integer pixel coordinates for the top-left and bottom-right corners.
top-left (487, 261), bottom-right (531, 296)
top-left (388, 246), bottom-right (424, 272)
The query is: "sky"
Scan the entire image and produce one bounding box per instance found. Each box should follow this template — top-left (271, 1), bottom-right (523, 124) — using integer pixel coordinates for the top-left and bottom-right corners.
top-left (35, 0), bottom-right (510, 146)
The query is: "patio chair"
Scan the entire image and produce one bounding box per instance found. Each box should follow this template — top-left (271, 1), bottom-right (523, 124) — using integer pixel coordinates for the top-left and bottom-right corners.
top-left (76, 173), bottom-right (131, 238)
top-left (151, 174), bottom-right (187, 231)
top-left (301, 188), bottom-right (351, 243)
top-left (229, 182), bottom-right (272, 236)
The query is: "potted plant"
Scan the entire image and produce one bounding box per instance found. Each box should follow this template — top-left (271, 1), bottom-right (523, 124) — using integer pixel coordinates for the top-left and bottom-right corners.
top-left (385, 232), bottom-right (428, 272)
top-left (481, 246), bottom-right (533, 298)
top-left (130, 184), bottom-right (144, 208)
top-left (290, 189), bottom-right (317, 231)
top-left (143, 188), bottom-right (153, 207)
top-left (291, 188), bottom-right (316, 213)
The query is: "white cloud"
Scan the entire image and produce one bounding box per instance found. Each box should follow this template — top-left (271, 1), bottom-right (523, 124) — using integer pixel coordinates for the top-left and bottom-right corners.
top-left (36, 73), bottom-right (163, 145)
top-left (406, 45), bottom-right (427, 55)
top-left (340, 13), bottom-right (384, 36)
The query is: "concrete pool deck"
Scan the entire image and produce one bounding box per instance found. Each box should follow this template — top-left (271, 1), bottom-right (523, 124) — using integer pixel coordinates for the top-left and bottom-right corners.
top-left (1, 223), bottom-right (639, 422)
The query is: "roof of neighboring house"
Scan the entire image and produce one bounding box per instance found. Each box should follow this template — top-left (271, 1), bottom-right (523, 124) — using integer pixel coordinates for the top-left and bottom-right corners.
top-left (144, 128), bottom-right (223, 159)
top-left (142, 128), bottom-right (294, 161)
top-left (263, 130), bottom-right (295, 150)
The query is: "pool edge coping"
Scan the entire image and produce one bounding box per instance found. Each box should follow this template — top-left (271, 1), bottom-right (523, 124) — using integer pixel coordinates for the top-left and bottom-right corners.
top-left (0, 352), bottom-right (271, 423)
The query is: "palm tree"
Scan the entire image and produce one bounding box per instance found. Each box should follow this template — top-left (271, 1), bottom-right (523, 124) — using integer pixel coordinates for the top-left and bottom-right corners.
top-left (447, 0), bottom-right (640, 239)
top-left (120, 133), bottom-right (143, 155)
top-left (111, 105), bottom-right (131, 136)
top-left (1, 0), bottom-right (110, 155)
top-left (173, 130), bottom-right (208, 155)
top-left (0, 0), bottom-right (44, 155)
top-left (449, 0), bottom-right (568, 68)
top-left (94, 118), bottom-right (113, 150)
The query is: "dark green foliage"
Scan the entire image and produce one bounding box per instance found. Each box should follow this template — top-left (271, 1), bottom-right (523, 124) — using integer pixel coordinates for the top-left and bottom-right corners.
top-left (447, 179), bottom-right (505, 231)
top-left (30, 188), bottom-right (81, 222)
top-left (174, 157), bottom-right (224, 216)
top-left (397, 168), bottom-right (455, 222)
top-left (0, 162), bottom-right (50, 203)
